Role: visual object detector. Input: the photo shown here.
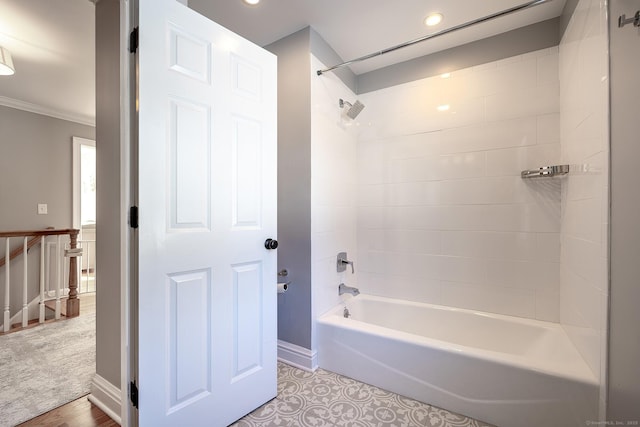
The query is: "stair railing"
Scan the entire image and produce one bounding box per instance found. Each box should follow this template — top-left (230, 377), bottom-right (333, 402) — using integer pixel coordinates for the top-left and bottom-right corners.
top-left (1, 229), bottom-right (81, 332)
top-left (77, 238), bottom-right (96, 293)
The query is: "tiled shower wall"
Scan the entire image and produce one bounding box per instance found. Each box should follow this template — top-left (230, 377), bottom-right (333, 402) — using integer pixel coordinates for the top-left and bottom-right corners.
top-left (310, 54), bottom-right (359, 346)
top-left (559, 0), bottom-right (609, 407)
top-left (356, 47), bottom-right (562, 321)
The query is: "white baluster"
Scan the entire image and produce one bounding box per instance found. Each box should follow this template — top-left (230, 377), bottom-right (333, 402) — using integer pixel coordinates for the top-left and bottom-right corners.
top-left (22, 236), bottom-right (28, 327)
top-left (39, 236), bottom-right (45, 323)
top-left (3, 238), bottom-right (10, 332)
top-left (85, 242), bottom-right (91, 292)
top-left (79, 240), bottom-right (84, 294)
top-left (55, 235), bottom-right (61, 319)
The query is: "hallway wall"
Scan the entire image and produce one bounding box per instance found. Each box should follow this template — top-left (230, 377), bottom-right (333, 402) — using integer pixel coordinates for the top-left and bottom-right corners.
top-left (0, 105), bottom-right (95, 230)
top-left (0, 105), bottom-right (95, 316)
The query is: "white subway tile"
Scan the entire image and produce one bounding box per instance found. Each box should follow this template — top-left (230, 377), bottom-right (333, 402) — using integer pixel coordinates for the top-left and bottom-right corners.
top-left (439, 117), bottom-right (537, 154)
top-left (562, 198), bottom-right (602, 242)
top-left (389, 156), bottom-right (439, 183)
top-left (437, 152), bottom-right (486, 180)
top-left (439, 179), bottom-right (488, 205)
top-left (384, 229), bottom-right (442, 254)
top-left (561, 235), bottom-right (605, 290)
top-left (438, 205), bottom-right (490, 231)
top-left (385, 132), bottom-right (441, 159)
top-left (358, 144), bottom-right (387, 184)
top-left (441, 282), bottom-right (536, 318)
top-left (358, 250), bottom-right (388, 275)
top-left (358, 184), bottom-right (385, 207)
top-left (477, 57), bottom-right (537, 96)
top-left (438, 255), bottom-right (487, 284)
top-left (485, 83), bottom-right (559, 122)
top-left (383, 206), bottom-right (442, 230)
top-left (399, 253), bottom-right (441, 280)
top-left (485, 259), bottom-right (534, 290)
top-left (536, 233), bottom-right (561, 262)
top-left (357, 207), bottom-right (385, 229)
top-left (437, 97), bottom-right (485, 130)
top-left (537, 53), bottom-right (559, 86)
top-left (564, 173), bottom-right (603, 202)
top-left (560, 267), bottom-right (601, 330)
top-left (387, 181), bottom-right (441, 206)
top-left (537, 114), bottom-right (561, 144)
top-left (483, 176), bottom-right (534, 205)
top-left (535, 289), bottom-right (560, 322)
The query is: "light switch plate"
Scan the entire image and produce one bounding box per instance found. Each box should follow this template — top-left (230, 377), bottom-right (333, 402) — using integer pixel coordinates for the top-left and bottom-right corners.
top-left (37, 204), bottom-right (48, 215)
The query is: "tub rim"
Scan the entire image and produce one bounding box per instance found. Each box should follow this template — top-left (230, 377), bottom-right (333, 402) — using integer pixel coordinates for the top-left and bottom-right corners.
top-left (318, 293), bottom-right (598, 387)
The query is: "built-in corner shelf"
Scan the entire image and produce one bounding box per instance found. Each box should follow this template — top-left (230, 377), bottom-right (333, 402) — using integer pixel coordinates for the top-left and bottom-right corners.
top-left (521, 164), bottom-right (570, 179)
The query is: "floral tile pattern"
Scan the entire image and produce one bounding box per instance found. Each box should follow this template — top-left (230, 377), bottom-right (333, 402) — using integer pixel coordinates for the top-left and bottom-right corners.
top-left (232, 363), bottom-right (493, 427)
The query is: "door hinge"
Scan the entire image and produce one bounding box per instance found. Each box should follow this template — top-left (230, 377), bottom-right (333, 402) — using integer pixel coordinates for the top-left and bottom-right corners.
top-left (130, 380), bottom-right (139, 409)
top-left (129, 27), bottom-right (139, 53)
top-left (130, 206), bottom-right (139, 229)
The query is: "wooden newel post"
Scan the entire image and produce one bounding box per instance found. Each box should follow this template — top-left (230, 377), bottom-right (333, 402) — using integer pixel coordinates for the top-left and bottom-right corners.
top-left (66, 230), bottom-right (81, 317)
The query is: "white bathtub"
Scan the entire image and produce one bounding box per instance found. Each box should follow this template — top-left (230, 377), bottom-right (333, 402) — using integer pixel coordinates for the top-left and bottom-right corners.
top-left (317, 294), bottom-right (598, 427)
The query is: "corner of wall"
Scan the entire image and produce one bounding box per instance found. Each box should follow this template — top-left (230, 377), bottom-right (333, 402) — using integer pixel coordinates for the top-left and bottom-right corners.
top-left (95, 0), bottom-right (122, 389)
top-left (559, 0), bottom-right (580, 40)
top-left (89, 374), bottom-right (122, 424)
top-left (264, 28), bottom-right (314, 351)
top-left (309, 28), bottom-right (357, 94)
top-left (277, 340), bottom-right (318, 372)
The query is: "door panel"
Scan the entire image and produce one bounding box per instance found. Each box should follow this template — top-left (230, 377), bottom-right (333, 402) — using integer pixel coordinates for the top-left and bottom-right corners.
top-left (137, 0), bottom-right (277, 425)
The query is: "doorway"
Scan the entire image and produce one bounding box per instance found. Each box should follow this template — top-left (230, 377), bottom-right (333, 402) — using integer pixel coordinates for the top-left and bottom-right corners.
top-left (73, 136), bottom-right (97, 294)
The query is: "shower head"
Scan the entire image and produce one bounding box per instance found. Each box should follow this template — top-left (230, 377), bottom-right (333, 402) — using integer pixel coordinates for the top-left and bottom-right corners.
top-left (339, 98), bottom-right (365, 120)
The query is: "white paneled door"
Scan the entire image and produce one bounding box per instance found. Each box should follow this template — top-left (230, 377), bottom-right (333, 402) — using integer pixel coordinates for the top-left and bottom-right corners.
top-left (137, 0), bottom-right (277, 425)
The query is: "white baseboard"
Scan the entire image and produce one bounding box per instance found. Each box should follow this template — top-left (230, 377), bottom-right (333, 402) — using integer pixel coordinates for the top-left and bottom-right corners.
top-left (89, 374), bottom-right (122, 425)
top-left (277, 340), bottom-right (318, 372)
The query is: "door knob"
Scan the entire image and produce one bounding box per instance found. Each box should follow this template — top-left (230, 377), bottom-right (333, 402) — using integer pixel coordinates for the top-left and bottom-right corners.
top-left (264, 238), bottom-right (278, 250)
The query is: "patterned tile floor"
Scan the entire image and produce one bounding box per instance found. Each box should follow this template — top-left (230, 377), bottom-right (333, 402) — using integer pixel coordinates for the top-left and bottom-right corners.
top-left (233, 363), bottom-right (493, 427)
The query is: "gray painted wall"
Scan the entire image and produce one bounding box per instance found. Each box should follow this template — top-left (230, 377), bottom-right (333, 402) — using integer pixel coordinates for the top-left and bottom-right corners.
top-left (309, 29), bottom-right (357, 94)
top-left (0, 106), bottom-right (95, 316)
top-left (608, 0), bottom-right (640, 421)
top-left (560, 0), bottom-right (580, 37)
top-left (0, 106), bottom-right (95, 229)
top-left (357, 18), bottom-right (561, 93)
top-left (265, 28), bottom-right (314, 350)
top-left (95, 0), bottom-right (122, 388)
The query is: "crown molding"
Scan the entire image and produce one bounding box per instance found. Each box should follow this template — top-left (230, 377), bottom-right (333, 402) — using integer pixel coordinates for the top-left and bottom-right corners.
top-left (0, 96), bottom-right (95, 127)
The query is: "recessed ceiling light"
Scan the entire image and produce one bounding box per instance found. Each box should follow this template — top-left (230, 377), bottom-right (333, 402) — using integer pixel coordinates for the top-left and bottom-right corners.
top-left (440, 73), bottom-right (451, 79)
top-left (243, 0), bottom-right (260, 5)
top-left (437, 104), bottom-right (450, 112)
top-left (425, 13), bottom-right (443, 27)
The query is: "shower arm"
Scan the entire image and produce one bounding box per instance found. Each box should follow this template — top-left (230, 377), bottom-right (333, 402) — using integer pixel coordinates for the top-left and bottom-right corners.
top-left (316, 0), bottom-right (553, 76)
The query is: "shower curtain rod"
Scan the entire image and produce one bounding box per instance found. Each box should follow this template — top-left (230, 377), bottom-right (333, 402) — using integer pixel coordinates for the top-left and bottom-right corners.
top-left (316, 0), bottom-right (553, 76)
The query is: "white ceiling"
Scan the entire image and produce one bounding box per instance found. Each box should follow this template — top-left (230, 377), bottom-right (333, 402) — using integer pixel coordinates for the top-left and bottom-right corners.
top-left (189, 0), bottom-right (566, 74)
top-left (0, 0), bottom-right (95, 125)
top-left (0, 0), bottom-right (566, 125)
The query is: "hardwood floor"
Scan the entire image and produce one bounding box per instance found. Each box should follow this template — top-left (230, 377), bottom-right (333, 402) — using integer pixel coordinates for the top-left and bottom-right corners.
top-left (17, 395), bottom-right (118, 427)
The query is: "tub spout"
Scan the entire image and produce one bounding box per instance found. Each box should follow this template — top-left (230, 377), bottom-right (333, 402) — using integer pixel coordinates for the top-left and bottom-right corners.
top-left (339, 283), bottom-right (360, 296)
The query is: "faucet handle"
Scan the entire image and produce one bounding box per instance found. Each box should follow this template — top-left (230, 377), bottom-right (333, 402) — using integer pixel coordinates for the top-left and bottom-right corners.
top-left (344, 259), bottom-right (354, 274)
top-left (337, 252), bottom-right (355, 274)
